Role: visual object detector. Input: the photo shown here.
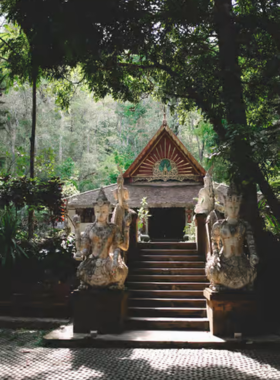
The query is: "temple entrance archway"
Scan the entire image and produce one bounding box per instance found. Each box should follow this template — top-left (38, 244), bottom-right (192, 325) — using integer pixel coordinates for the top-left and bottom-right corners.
top-left (149, 208), bottom-right (185, 241)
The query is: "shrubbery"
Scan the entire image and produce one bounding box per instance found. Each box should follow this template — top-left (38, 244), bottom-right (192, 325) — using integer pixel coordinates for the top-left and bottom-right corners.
top-left (0, 176), bottom-right (78, 291)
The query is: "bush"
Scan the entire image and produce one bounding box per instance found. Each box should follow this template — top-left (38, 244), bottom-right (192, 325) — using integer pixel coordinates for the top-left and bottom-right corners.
top-left (37, 234), bottom-right (77, 284)
top-left (0, 208), bottom-right (28, 265)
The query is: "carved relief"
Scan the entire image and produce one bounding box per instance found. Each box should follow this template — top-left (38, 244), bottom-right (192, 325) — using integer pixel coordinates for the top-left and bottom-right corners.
top-left (133, 174), bottom-right (202, 183)
top-left (152, 158), bottom-right (179, 181)
top-left (131, 131), bottom-right (202, 182)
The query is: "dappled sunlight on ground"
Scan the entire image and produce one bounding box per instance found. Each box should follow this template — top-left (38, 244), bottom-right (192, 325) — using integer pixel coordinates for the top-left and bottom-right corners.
top-left (1, 330), bottom-right (280, 380)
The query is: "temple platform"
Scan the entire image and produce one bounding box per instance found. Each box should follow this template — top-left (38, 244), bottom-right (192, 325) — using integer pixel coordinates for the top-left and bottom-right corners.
top-left (43, 324), bottom-right (280, 348)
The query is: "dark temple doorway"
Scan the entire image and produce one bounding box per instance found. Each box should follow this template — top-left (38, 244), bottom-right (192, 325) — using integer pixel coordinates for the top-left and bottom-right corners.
top-left (149, 208), bottom-right (185, 241)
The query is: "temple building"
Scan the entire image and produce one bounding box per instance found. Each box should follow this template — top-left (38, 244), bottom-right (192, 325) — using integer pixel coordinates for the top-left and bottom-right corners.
top-left (66, 117), bottom-right (206, 241)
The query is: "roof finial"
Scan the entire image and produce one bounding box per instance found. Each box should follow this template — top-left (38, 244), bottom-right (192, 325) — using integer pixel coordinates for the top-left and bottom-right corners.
top-left (163, 105), bottom-right (167, 126)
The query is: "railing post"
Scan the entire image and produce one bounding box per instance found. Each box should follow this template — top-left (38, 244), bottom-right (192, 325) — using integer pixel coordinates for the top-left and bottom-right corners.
top-left (127, 213), bottom-right (139, 266)
top-left (194, 213), bottom-right (208, 258)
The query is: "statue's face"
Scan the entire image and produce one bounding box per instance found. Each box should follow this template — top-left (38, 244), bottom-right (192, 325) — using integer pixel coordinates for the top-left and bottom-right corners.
top-left (225, 201), bottom-right (240, 219)
top-left (95, 204), bottom-right (109, 223)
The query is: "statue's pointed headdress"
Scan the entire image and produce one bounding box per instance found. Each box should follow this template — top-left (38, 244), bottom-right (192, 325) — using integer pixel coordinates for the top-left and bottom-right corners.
top-left (93, 187), bottom-right (111, 206)
top-left (226, 183), bottom-right (242, 203)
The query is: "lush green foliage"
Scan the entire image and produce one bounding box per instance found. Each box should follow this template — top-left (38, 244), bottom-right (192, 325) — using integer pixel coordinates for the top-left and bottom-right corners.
top-left (0, 208), bottom-right (28, 265)
top-left (0, 176), bottom-right (65, 226)
top-left (0, 86), bottom-right (221, 191)
top-left (0, 0), bottom-right (279, 236)
top-left (137, 197), bottom-right (151, 231)
top-left (259, 198), bottom-right (280, 238)
top-left (0, 232), bottom-right (78, 287)
top-left (36, 234), bottom-right (77, 283)
top-left (183, 221), bottom-right (196, 242)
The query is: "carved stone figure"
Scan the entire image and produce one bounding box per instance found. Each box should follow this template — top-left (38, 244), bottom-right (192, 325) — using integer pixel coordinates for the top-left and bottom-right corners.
top-left (73, 188), bottom-right (131, 289)
top-left (206, 184), bottom-right (259, 291)
top-left (195, 172), bottom-right (215, 215)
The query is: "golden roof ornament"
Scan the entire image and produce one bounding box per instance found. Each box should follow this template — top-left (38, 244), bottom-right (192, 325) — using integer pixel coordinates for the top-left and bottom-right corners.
top-left (163, 107), bottom-right (167, 126)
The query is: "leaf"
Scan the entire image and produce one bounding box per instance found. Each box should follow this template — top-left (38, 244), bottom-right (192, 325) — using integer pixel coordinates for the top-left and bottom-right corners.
top-left (18, 245), bottom-right (28, 258)
top-left (10, 247), bottom-right (15, 261)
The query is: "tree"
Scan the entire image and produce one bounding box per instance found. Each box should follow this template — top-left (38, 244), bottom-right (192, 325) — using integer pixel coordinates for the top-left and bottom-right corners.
top-left (0, 21), bottom-right (77, 237)
top-left (2, 0), bottom-right (279, 239)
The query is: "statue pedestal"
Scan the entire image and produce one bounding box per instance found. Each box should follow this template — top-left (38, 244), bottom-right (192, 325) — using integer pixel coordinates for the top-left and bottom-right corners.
top-left (72, 289), bottom-right (128, 334)
top-left (204, 288), bottom-right (259, 337)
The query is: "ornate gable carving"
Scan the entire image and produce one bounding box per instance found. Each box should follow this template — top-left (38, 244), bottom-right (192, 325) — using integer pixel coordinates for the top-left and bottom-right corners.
top-left (124, 123), bottom-right (206, 182)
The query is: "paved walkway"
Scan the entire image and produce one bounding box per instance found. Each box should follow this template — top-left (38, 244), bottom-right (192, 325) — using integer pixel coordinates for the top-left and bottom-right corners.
top-left (1, 329), bottom-right (280, 380)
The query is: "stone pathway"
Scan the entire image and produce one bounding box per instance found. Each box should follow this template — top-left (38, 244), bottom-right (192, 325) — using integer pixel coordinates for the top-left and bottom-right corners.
top-left (1, 329), bottom-right (280, 380)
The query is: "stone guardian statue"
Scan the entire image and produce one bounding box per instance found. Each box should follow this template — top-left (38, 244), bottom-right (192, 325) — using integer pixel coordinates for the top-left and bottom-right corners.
top-left (73, 188), bottom-right (131, 289)
top-left (195, 172), bottom-right (215, 215)
top-left (206, 184), bottom-right (259, 291)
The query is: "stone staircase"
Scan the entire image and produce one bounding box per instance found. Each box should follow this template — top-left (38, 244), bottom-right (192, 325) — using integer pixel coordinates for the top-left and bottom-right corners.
top-left (125, 242), bottom-right (209, 331)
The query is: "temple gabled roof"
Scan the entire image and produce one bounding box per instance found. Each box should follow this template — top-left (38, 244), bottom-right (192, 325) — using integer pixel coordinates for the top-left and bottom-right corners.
top-left (123, 119), bottom-right (206, 182)
top-left (66, 117), bottom-right (207, 210)
top-left (66, 182), bottom-right (202, 209)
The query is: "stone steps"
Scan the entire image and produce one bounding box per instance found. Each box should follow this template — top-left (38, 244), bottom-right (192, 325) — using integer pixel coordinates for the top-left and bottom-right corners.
top-left (128, 298), bottom-right (206, 308)
top-left (140, 249), bottom-right (199, 255)
top-left (128, 307), bottom-right (207, 318)
top-left (129, 289), bottom-right (205, 298)
top-left (130, 261), bottom-right (205, 268)
top-left (126, 317), bottom-right (209, 331)
top-left (127, 275), bottom-right (207, 282)
top-left (130, 267), bottom-right (205, 274)
top-left (127, 282), bottom-right (208, 290)
top-left (126, 242), bottom-right (208, 331)
top-left (136, 256), bottom-right (205, 263)
top-left (139, 242), bottom-right (197, 250)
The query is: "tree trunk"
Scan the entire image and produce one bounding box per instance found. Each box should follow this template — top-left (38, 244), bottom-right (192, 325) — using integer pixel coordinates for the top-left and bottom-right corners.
top-left (200, 140), bottom-right (205, 163)
top-left (30, 71), bottom-right (37, 179)
top-left (215, 0), bottom-right (247, 126)
top-left (11, 124), bottom-right (16, 174)
top-left (214, 0), bottom-right (280, 237)
top-left (214, 0), bottom-right (263, 248)
top-left (28, 68), bottom-right (37, 240)
top-left (59, 111), bottom-right (64, 161)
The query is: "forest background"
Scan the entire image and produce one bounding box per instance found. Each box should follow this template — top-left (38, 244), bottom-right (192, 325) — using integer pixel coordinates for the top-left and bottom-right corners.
top-left (0, 0), bottom-right (279, 241)
top-left (0, 84), bottom-right (218, 197)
